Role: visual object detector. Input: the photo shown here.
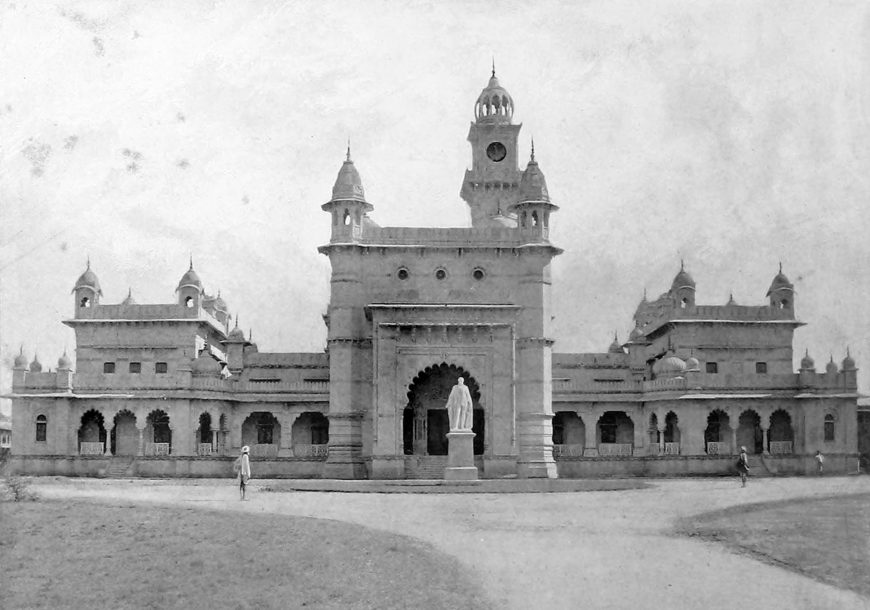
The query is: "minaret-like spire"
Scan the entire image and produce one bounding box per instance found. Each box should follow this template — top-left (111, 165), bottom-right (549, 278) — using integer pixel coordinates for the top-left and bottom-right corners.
top-left (779, 261), bottom-right (783, 274)
top-left (346, 139), bottom-right (351, 162)
top-left (643, 287), bottom-right (647, 302)
top-left (530, 138), bottom-right (536, 162)
top-left (491, 57), bottom-right (496, 78)
top-left (86, 255), bottom-right (91, 269)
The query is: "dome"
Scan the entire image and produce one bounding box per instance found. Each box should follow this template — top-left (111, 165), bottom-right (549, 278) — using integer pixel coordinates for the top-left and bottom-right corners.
top-left (475, 69), bottom-right (514, 124)
top-left (685, 357), bottom-right (700, 371)
top-left (73, 261), bottom-right (102, 295)
top-left (654, 355), bottom-right (686, 375)
top-left (825, 356), bottom-right (838, 375)
top-left (842, 349), bottom-right (856, 371)
top-left (58, 350), bottom-right (72, 370)
top-left (191, 351), bottom-right (222, 376)
top-left (330, 146), bottom-right (368, 204)
top-left (670, 262), bottom-right (695, 292)
top-left (608, 333), bottom-right (624, 354)
top-left (177, 260), bottom-right (203, 292)
top-left (766, 264), bottom-right (793, 296)
top-left (227, 326), bottom-right (246, 342)
top-left (213, 292), bottom-right (227, 313)
top-left (14, 347), bottom-right (28, 369)
top-left (800, 349), bottom-right (815, 371)
top-left (517, 147), bottom-right (551, 203)
top-left (29, 354), bottom-right (43, 372)
top-left (121, 288), bottom-right (136, 305)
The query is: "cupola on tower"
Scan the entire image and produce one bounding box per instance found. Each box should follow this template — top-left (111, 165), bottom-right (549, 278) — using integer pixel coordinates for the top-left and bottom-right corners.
top-left (460, 66), bottom-right (524, 228)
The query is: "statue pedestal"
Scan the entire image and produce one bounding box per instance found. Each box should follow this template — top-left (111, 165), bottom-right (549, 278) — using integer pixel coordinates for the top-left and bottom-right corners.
top-left (445, 430), bottom-right (478, 481)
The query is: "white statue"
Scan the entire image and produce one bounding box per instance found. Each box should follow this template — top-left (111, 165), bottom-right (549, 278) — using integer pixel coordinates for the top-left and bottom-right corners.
top-left (446, 377), bottom-right (473, 431)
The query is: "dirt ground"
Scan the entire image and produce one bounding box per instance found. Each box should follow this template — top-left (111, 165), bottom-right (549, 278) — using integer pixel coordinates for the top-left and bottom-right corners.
top-left (28, 476), bottom-right (870, 609)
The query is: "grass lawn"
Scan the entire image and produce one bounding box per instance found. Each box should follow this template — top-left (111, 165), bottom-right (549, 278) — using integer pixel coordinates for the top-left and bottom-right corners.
top-left (679, 492), bottom-right (870, 598)
top-left (0, 497), bottom-right (492, 609)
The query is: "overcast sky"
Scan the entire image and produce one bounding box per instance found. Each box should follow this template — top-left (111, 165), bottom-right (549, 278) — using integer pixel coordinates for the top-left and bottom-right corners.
top-left (2, 1), bottom-right (869, 413)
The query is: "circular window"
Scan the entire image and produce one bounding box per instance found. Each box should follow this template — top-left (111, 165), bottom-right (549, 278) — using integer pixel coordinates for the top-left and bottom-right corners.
top-left (472, 268), bottom-right (485, 281)
top-left (486, 141), bottom-right (507, 162)
top-left (435, 268), bottom-right (447, 280)
top-left (397, 268), bottom-right (409, 280)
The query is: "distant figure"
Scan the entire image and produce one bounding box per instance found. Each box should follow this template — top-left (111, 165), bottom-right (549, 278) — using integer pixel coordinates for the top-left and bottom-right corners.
top-left (736, 446), bottom-right (750, 487)
top-left (234, 445), bottom-right (252, 500)
top-left (815, 450), bottom-right (825, 475)
top-left (446, 377), bottom-right (473, 431)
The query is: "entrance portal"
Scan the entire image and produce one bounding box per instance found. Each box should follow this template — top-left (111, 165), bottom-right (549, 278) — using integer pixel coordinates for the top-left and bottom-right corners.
top-left (404, 363), bottom-right (484, 456)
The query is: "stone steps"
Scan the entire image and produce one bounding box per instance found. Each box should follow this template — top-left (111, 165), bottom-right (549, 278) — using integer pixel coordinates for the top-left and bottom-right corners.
top-left (404, 456), bottom-right (448, 479)
top-left (106, 456), bottom-right (134, 478)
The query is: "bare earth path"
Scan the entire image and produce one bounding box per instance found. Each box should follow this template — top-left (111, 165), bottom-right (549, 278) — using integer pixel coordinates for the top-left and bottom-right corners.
top-left (35, 477), bottom-right (870, 609)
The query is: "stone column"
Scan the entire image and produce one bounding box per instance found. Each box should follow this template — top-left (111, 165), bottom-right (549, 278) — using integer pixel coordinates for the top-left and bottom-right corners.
top-left (658, 426), bottom-right (665, 455)
top-left (278, 413), bottom-right (299, 458)
top-left (761, 426), bottom-right (770, 455)
top-left (211, 430), bottom-right (218, 453)
top-left (632, 416), bottom-right (645, 456)
top-left (324, 411), bottom-right (366, 478)
top-left (583, 412), bottom-right (599, 457)
top-left (731, 426), bottom-right (738, 455)
top-left (136, 425), bottom-right (145, 457)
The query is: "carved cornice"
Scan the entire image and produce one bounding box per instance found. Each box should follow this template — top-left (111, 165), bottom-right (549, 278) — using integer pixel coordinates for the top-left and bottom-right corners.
top-left (516, 337), bottom-right (555, 347)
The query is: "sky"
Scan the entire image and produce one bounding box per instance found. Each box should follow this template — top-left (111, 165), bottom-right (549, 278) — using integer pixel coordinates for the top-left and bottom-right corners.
top-left (2, 1), bottom-right (870, 414)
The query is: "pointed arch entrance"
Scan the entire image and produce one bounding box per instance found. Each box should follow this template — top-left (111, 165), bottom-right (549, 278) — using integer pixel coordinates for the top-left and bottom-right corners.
top-left (403, 363), bottom-right (484, 456)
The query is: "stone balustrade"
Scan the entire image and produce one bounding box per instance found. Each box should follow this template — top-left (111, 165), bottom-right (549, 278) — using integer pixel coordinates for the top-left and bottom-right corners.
top-left (706, 441), bottom-right (729, 455)
top-left (79, 442), bottom-right (104, 455)
top-left (552, 444), bottom-right (585, 457)
top-left (197, 443), bottom-right (213, 456)
top-left (251, 444), bottom-right (278, 458)
top-left (769, 441), bottom-right (793, 455)
top-left (597, 443), bottom-right (633, 457)
top-left (663, 442), bottom-right (681, 455)
top-left (293, 444), bottom-right (329, 458)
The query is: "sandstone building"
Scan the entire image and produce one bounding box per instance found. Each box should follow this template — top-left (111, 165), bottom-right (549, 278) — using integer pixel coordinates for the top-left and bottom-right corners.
top-left (7, 71), bottom-right (862, 478)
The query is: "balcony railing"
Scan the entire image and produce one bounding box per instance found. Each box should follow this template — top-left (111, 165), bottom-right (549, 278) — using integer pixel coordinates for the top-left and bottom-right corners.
top-left (552, 444), bottom-right (585, 457)
top-left (197, 443), bottom-right (213, 456)
top-left (145, 442), bottom-right (170, 456)
top-left (663, 442), bottom-right (681, 455)
top-left (79, 442), bottom-right (105, 455)
top-left (293, 444), bottom-right (329, 458)
top-left (598, 443), bottom-right (633, 457)
top-left (251, 443), bottom-right (278, 458)
top-left (769, 441), bottom-right (793, 455)
top-left (706, 441), bottom-right (729, 455)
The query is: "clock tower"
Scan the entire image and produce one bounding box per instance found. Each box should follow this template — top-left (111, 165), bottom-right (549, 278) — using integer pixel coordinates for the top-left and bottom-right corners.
top-left (460, 68), bottom-right (523, 228)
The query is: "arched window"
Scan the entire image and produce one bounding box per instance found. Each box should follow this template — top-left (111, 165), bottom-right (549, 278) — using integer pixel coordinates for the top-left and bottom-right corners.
top-left (185, 296), bottom-right (194, 308)
top-left (80, 296), bottom-right (90, 308)
top-left (824, 414), bottom-right (835, 442)
top-left (36, 414), bottom-right (47, 442)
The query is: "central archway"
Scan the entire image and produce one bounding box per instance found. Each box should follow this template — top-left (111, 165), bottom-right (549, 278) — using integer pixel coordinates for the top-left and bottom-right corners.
top-left (404, 362), bottom-right (483, 456)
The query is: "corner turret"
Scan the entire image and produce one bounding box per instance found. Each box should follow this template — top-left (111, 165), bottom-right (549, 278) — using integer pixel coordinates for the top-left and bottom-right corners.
top-left (73, 259), bottom-right (102, 310)
top-left (509, 143), bottom-right (558, 243)
top-left (176, 258), bottom-right (203, 309)
top-left (767, 263), bottom-right (794, 312)
top-left (321, 145), bottom-right (373, 243)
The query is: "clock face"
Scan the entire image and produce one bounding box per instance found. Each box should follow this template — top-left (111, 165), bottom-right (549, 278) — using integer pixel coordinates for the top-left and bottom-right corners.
top-left (486, 141), bottom-right (507, 162)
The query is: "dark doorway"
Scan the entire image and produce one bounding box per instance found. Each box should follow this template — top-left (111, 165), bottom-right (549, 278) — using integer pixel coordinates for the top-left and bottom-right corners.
top-left (427, 409), bottom-right (449, 455)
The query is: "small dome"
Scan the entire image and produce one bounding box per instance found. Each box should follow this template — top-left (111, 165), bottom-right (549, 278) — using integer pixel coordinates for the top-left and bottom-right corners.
top-left (842, 349), bottom-right (856, 371)
top-left (475, 69), bottom-right (514, 124)
top-left (191, 351), bottom-right (222, 376)
top-left (73, 261), bottom-right (102, 295)
top-left (213, 292), bottom-right (227, 313)
top-left (654, 355), bottom-right (686, 375)
top-left (29, 354), bottom-right (43, 372)
top-left (518, 147), bottom-right (550, 203)
top-left (685, 357), bottom-right (700, 371)
top-left (670, 262), bottom-right (695, 292)
top-left (608, 333), bottom-right (623, 354)
top-left (228, 326), bottom-right (246, 341)
top-left (767, 265), bottom-right (794, 296)
top-left (58, 350), bottom-right (73, 370)
top-left (177, 260), bottom-right (203, 292)
top-left (825, 356), bottom-right (838, 375)
top-left (800, 349), bottom-right (815, 371)
top-left (14, 347), bottom-right (28, 369)
top-left (331, 146), bottom-right (368, 203)
top-left (121, 288), bottom-right (136, 305)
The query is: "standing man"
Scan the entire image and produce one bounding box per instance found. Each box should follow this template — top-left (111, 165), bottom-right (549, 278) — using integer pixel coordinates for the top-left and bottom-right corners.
top-left (234, 445), bottom-right (252, 500)
top-left (736, 446), bottom-right (750, 487)
top-left (815, 450), bottom-right (825, 475)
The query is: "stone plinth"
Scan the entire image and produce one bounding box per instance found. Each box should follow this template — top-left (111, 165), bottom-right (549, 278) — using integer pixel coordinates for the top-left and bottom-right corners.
top-left (445, 430), bottom-right (478, 481)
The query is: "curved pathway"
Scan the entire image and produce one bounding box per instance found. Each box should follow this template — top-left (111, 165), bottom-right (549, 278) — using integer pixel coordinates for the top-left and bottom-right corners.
top-left (35, 477), bottom-right (870, 609)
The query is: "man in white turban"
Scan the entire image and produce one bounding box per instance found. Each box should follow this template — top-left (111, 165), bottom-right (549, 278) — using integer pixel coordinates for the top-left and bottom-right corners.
top-left (446, 377), bottom-right (473, 431)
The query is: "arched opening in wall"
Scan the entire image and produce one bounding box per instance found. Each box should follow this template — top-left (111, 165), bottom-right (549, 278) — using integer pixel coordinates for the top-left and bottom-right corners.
top-left (185, 296), bottom-right (194, 308)
top-left (737, 410), bottom-right (763, 454)
top-left (292, 412), bottom-right (329, 458)
top-left (680, 297), bottom-right (688, 309)
top-left (78, 410), bottom-right (106, 455)
top-left (768, 409), bottom-right (794, 454)
top-left (664, 412), bottom-right (680, 443)
top-left (112, 410), bottom-right (137, 456)
top-left (405, 363), bottom-right (483, 456)
top-left (242, 412), bottom-right (280, 458)
top-left (80, 296), bottom-right (90, 308)
top-left (532, 211), bottom-right (539, 227)
top-left (343, 209), bottom-right (350, 225)
top-left (704, 409), bottom-right (731, 455)
top-left (553, 412), bottom-right (585, 457)
top-left (597, 411), bottom-right (634, 456)
top-left (824, 414), bottom-right (835, 442)
top-left (196, 412), bottom-right (212, 455)
top-left (648, 413), bottom-right (659, 447)
top-left (35, 414), bottom-right (47, 442)
top-left (146, 409), bottom-right (171, 456)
